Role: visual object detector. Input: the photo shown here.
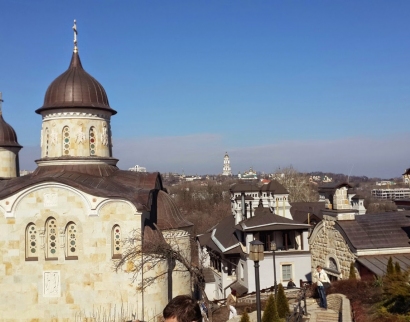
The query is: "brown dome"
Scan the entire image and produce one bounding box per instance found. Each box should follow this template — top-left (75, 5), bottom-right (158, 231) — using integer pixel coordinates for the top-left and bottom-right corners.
top-left (0, 114), bottom-right (22, 148)
top-left (156, 190), bottom-right (193, 230)
top-left (36, 51), bottom-right (117, 115)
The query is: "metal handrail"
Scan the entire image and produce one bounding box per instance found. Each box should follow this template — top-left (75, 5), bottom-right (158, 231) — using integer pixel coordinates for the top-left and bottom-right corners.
top-left (286, 286), bottom-right (308, 322)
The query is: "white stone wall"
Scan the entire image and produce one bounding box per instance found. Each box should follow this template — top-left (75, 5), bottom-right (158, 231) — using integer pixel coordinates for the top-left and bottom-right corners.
top-left (309, 216), bottom-right (356, 280)
top-left (0, 184), bottom-right (177, 321)
top-left (40, 109), bottom-right (112, 159)
top-left (0, 147), bottom-right (18, 178)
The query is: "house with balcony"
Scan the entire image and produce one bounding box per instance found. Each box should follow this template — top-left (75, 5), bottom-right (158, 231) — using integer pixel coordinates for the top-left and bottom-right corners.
top-left (197, 181), bottom-right (312, 300)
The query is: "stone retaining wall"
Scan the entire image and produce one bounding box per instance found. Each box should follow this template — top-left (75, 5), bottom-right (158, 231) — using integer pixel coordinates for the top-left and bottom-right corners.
top-left (327, 293), bottom-right (352, 322)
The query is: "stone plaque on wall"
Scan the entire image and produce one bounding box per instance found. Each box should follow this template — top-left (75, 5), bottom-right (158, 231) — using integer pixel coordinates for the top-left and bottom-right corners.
top-left (44, 193), bottom-right (58, 207)
top-left (43, 271), bottom-right (61, 297)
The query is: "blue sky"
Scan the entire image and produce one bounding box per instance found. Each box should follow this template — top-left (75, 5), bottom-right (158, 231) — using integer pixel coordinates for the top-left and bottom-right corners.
top-left (1, 1), bottom-right (409, 178)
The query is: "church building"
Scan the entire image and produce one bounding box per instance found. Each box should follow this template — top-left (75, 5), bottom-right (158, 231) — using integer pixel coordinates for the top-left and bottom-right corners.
top-left (0, 23), bottom-right (192, 321)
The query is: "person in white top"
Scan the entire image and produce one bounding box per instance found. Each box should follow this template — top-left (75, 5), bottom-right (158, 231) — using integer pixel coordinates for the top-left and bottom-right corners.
top-left (314, 265), bottom-right (330, 309)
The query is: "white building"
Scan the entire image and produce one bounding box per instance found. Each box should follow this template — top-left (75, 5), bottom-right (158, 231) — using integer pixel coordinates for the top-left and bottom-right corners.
top-left (371, 188), bottom-right (410, 200)
top-left (128, 164), bottom-right (147, 172)
top-left (0, 24), bottom-right (192, 321)
top-left (197, 181), bottom-right (311, 300)
top-left (222, 152), bottom-right (232, 176)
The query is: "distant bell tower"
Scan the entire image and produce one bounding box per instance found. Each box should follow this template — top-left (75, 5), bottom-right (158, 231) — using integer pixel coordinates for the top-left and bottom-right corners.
top-left (0, 93), bottom-right (22, 179)
top-left (222, 152), bottom-right (232, 176)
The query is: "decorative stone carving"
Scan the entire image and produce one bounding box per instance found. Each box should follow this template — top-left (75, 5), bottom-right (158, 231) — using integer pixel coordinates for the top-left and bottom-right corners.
top-left (76, 131), bottom-right (86, 144)
top-left (50, 129), bottom-right (58, 146)
top-left (101, 123), bottom-right (109, 146)
top-left (44, 193), bottom-right (58, 208)
top-left (43, 271), bottom-right (60, 297)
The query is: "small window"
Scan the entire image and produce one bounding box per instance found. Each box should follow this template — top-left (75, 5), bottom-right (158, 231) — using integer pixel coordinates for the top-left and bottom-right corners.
top-left (89, 127), bottom-right (96, 156)
top-left (62, 126), bottom-right (70, 155)
top-left (240, 263), bottom-right (244, 280)
top-left (46, 218), bottom-right (58, 260)
top-left (65, 222), bottom-right (78, 260)
top-left (112, 225), bottom-right (122, 259)
top-left (26, 223), bottom-right (38, 261)
top-left (45, 128), bottom-right (49, 157)
top-left (282, 264), bottom-right (292, 281)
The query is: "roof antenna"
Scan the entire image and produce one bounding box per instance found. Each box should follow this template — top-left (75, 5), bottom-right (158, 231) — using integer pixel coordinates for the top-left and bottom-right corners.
top-left (0, 92), bottom-right (3, 115)
top-left (73, 19), bottom-right (78, 53)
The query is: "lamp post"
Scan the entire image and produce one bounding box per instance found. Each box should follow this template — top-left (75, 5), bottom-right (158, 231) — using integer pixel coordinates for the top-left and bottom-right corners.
top-left (270, 240), bottom-right (277, 297)
top-left (249, 240), bottom-right (264, 322)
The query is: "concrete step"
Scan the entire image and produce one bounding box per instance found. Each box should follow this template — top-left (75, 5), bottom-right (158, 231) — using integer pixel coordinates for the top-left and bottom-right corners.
top-left (316, 311), bottom-right (339, 322)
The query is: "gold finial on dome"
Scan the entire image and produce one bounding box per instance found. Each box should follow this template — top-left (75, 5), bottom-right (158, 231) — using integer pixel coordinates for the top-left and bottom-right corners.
top-left (73, 20), bottom-right (78, 53)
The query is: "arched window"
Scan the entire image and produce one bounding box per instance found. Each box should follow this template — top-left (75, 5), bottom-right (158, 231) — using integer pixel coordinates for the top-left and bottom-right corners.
top-left (26, 223), bottom-right (38, 261)
top-left (46, 217), bottom-right (58, 260)
top-left (89, 127), bottom-right (96, 156)
top-left (62, 126), bottom-right (70, 155)
top-left (65, 222), bottom-right (78, 260)
top-left (112, 225), bottom-right (122, 259)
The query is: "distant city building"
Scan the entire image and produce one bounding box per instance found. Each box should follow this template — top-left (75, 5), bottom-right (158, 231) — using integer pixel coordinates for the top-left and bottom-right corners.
top-left (128, 164), bottom-right (147, 172)
top-left (222, 152), bottom-right (232, 176)
top-left (309, 175), bottom-right (333, 184)
top-left (238, 167), bottom-right (257, 180)
top-left (371, 188), bottom-right (410, 200)
top-left (403, 168), bottom-right (410, 184)
top-left (19, 170), bottom-right (33, 176)
top-left (375, 181), bottom-right (396, 186)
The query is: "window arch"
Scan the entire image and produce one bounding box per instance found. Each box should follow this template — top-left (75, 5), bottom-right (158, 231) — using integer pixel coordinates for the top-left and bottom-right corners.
top-left (89, 127), bottom-right (96, 156)
top-left (46, 217), bottom-right (58, 260)
top-left (62, 126), bottom-right (70, 155)
top-left (25, 223), bottom-right (38, 261)
top-left (112, 225), bottom-right (122, 259)
top-left (65, 222), bottom-right (78, 260)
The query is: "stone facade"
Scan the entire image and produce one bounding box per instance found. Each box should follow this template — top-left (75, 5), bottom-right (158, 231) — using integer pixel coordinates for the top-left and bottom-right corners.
top-left (0, 147), bottom-right (19, 178)
top-left (309, 215), bottom-right (356, 280)
top-left (40, 109), bottom-right (112, 159)
top-left (0, 183), bottom-right (191, 321)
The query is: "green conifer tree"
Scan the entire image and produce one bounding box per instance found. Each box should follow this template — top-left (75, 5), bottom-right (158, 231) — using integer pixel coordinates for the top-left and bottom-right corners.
top-left (386, 257), bottom-right (395, 276)
top-left (240, 310), bottom-right (250, 322)
top-left (276, 283), bottom-right (290, 319)
top-left (394, 261), bottom-right (401, 275)
top-left (349, 262), bottom-right (356, 279)
top-left (262, 294), bottom-right (279, 322)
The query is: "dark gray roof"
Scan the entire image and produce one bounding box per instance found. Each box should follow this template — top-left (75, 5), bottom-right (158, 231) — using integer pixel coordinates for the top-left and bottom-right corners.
top-left (197, 216), bottom-right (243, 255)
top-left (336, 212), bottom-right (410, 250)
top-left (357, 253), bottom-right (410, 276)
top-left (236, 213), bottom-right (310, 231)
top-left (318, 182), bottom-right (352, 191)
top-left (351, 194), bottom-right (365, 199)
top-left (290, 202), bottom-right (325, 223)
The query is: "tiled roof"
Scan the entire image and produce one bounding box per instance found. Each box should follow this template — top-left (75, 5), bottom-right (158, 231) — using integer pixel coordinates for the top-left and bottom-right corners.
top-left (336, 212), bottom-right (410, 250)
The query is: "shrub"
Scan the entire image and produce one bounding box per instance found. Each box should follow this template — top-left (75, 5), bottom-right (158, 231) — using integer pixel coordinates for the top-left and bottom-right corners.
top-left (262, 294), bottom-right (279, 322)
top-left (240, 310), bottom-right (250, 322)
top-left (349, 262), bottom-right (356, 279)
top-left (386, 257), bottom-right (394, 277)
top-left (394, 262), bottom-right (401, 275)
top-left (276, 284), bottom-right (290, 318)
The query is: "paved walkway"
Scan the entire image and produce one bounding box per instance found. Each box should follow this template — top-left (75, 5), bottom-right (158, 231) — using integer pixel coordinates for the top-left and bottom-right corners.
top-left (301, 298), bottom-right (339, 322)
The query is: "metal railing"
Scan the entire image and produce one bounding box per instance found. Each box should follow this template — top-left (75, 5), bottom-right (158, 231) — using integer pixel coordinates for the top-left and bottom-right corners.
top-left (286, 286), bottom-right (308, 322)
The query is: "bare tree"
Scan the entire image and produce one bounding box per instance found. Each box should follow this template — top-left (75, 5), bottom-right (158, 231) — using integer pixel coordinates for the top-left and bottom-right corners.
top-left (273, 166), bottom-right (318, 202)
top-left (113, 225), bottom-right (214, 321)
